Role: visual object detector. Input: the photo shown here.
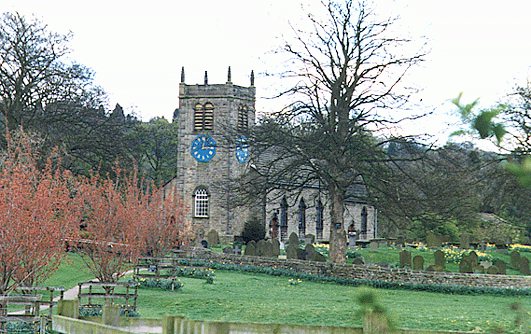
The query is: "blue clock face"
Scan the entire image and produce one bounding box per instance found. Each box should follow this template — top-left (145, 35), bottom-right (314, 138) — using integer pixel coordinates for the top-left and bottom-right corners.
top-left (190, 134), bottom-right (216, 162)
top-left (235, 135), bottom-right (249, 164)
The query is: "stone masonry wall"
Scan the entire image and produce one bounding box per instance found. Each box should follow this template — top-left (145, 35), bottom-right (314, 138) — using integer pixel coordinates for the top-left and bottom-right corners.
top-left (178, 251), bottom-right (531, 289)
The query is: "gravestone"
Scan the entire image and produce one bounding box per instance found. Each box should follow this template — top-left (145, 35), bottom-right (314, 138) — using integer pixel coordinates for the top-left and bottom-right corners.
top-left (412, 255), bottom-right (424, 271)
top-left (510, 251), bottom-right (521, 269)
top-left (288, 232), bottom-right (299, 248)
top-left (493, 259), bottom-right (506, 275)
top-left (256, 240), bottom-right (267, 257)
top-left (519, 257), bottom-right (530, 275)
top-left (232, 242), bottom-right (242, 255)
top-left (222, 247), bottom-right (232, 254)
top-left (369, 240), bottom-right (379, 250)
top-left (206, 229), bottom-right (220, 246)
top-left (244, 241), bottom-right (256, 256)
top-left (263, 240), bottom-right (274, 257)
top-left (311, 251), bottom-right (326, 262)
top-left (486, 265), bottom-right (499, 275)
top-left (434, 250), bottom-right (446, 270)
top-left (271, 239), bottom-right (281, 257)
top-left (468, 251), bottom-right (478, 268)
top-left (286, 244), bottom-right (299, 260)
top-left (304, 244), bottom-right (316, 260)
top-left (399, 250), bottom-right (411, 268)
top-left (352, 257), bottom-right (365, 265)
top-left (305, 234), bottom-right (315, 245)
top-left (459, 257), bottom-right (473, 273)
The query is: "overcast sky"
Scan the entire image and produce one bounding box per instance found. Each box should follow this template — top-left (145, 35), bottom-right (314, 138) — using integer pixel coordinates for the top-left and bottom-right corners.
top-left (2, 0), bottom-right (530, 143)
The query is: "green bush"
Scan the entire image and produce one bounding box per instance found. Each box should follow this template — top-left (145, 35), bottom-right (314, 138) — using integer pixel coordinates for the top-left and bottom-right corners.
top-left (241, 219), bottom-right (266, 243)
top-left (136, 277), bottom-right (183, 291)
top-left (407, 213), bottom-right (460, 242)
top-left (79, 306), bottom-right (103, 317)
top-left (6, 321), bottom-right (38, 333)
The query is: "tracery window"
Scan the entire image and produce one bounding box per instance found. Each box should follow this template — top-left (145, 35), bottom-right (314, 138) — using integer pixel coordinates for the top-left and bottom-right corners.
top-left (194, 188), bottom-right (209, 218)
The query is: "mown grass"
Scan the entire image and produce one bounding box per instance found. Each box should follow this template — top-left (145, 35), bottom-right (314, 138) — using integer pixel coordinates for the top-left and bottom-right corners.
top-left (135, 270), bottom-right (530, 332)
top-left (42, 252), bottom-right (94, 288)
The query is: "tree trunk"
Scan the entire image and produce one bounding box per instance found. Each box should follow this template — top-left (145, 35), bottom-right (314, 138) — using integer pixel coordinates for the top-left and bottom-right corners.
top-left (328, 185), bottom-right (346, 264)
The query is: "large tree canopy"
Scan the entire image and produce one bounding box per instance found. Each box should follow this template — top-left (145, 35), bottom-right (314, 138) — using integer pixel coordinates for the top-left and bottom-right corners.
top-left (0, 12), bottom-right (137, 175)
top-left (128, 117), bottom-right (179, 186)
top-left (0, 12), bottom-right (103, 130)
top-left (245, 0), bottom-right (426, 263)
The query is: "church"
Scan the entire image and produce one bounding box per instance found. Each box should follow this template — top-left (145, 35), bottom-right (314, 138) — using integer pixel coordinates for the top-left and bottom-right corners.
top-left (165, 68), bottom-right (377, 244)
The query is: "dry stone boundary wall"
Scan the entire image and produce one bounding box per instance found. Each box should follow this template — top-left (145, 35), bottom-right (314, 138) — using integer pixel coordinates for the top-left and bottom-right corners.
top-left (178, 250), bottom-right (531, 289)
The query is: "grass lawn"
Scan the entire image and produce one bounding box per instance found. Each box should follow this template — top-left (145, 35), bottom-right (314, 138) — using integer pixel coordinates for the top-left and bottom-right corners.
top-left (135, 270), bottom-right (530, 332)
top-left (42, 252), bottom-right (94, 288)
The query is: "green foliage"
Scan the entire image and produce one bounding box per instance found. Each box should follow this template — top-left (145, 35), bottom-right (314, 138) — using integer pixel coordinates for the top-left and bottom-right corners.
top-left (128, 117), bottom-right (179, 185)
top-left (451, 91), bottom-right (530, 191)
top-left (452, 93), bottom-right (507, 144)
top-left (79, 306), bottom-right (103, 317)
top-left (506, 156), bottom-right (531, 188)
top-left (241, 219), bottom-right (266, 243)
top-left (135, 277), bottom-right (183, 291)
top-left (170, 267), bottom-right (215, 283)
top-left (5, 321), bottom-right (39, 333)
top-left (408, 213), bottom-right (460, 242)
top-left (356, 287), bottom-right (394, 333)
top-left (442, 247), bottom-right (492, 264)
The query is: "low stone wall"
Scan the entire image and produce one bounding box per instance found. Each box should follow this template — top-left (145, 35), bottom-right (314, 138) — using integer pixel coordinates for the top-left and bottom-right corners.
top-left (52, 315), bottom-right (140, 334)
top-left (177, 251), bottom-right (531, 289)
top-left (164, 316), bottom-right (474, 334)
top-left (52, 314), bottom-right (474, 334)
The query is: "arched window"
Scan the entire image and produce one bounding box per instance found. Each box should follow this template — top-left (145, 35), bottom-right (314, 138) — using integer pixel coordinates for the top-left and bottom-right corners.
top-left (298, 198), bottom-right (306, 238)
top-left (280, 196), bottom-right (288, 241)
top-left (194, 188), bottom-right (209, 218)
top-left (193, 102), bottom-right (214, 131)
top-left (315, 199), bottom-right (323, 239)
top-left (237, 105), bottom-right (248, 130)
top-left (361, 206), bottom-right (368, 238)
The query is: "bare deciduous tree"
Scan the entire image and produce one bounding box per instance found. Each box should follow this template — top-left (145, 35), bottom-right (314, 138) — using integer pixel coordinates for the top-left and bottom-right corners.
top-left (246, 0), bottom-right (426, 263)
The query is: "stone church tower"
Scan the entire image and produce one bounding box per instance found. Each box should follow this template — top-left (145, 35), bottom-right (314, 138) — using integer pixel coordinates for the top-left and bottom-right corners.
top-left (168, 67), bottom-right (256, 241)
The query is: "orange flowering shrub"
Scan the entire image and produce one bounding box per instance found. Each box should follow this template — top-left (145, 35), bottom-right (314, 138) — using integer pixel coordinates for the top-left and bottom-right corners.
top-left (0, 132), bottom-right (81, 294)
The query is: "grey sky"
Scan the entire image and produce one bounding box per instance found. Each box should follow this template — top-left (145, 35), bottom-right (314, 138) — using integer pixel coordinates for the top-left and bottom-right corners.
top-left (2, 0), bottom-right (530, 144)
